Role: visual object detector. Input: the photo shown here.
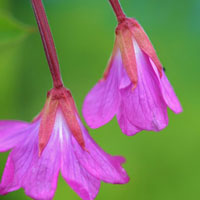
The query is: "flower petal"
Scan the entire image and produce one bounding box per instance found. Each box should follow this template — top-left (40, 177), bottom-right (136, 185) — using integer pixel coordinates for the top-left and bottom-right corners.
top-left (0, 119), bottom-right (60, 200)
top-left (50, 110), bottom-right (99, 200)
top-left (0, 156), bottom-right (20, 195)
top-left (72, 117), bottom-right (129, 184)
top-left (117, 101), bottom-right (142, 136)
top-left (0, 122), bottom-right (40, 195)
top-left (150, 59), bottom-right (183, 114)
top-left (0, 121), bottom-right (29, 152)
top-left (120, 41), bottom-right (168, 132)
top-left (82, 50), bottom-right (122, 129)
top-left (60, 123), bottom-right (100, 200)
top-left (160, 72), bottom-right (182, 113)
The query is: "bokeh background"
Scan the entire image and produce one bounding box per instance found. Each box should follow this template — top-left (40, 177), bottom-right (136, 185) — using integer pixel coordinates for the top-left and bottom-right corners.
top-left (0, 0), bottom-right (199, 199)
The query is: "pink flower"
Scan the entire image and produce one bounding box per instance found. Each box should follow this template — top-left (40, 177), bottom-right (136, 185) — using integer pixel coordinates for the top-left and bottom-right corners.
top-left (0, 87), bottom-right (129, 200)
top-left (0, 1), bottom-right (129, 199)
top-left (82, 0), bottom-right (182, 135)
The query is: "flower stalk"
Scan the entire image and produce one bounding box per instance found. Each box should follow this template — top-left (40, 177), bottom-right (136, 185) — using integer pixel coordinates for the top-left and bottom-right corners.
top-left (109, 0), bottom-right (126, 23)
top-left (31, 0), bottom-right (63, 89)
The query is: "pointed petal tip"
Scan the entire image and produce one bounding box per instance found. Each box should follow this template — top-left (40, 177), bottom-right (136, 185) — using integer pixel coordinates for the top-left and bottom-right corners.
top-left (175, 106), bottom-right (183, 114)
top-left (114, 155), bottom-right (127, 165)
top-left (60, 95), bottom-right (86, 152)
top-left (170, 96), bottom-right (183, 114)
top-left (131, 83), bottom-right (137, 91)
top-left (79, 138), bottom-right (86, 151)
top-left (38, 144), bottom-right (44, 157)
top-left (159, 68), bottom-right (163, 78)
top-left (114, 156), bottom-right (130, 184)
top-left (122, 175), bottom-right (130, 184)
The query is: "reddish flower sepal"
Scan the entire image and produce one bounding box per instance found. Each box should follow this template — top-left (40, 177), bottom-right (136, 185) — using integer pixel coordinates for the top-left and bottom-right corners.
top-left (116, 24), bottom-right (138, 88)
top-left (130, 18), bottom-right (163, 78)
top-left (39, 87), bottom-right (85, 155)
top-left (105, 18), bottom-right (163, 88)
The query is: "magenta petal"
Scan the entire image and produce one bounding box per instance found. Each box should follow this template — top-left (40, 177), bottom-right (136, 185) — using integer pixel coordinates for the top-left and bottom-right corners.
top-left (0, 122), bottom-right (40, 195)
top-left (150, 59), bottom-right (182, 113)
top-left (72, 117), bottom-right (129, 184)
top-left (23, 132), bottom-right (60, 199)
top-left (82, 52), bottom-right (122, 129)
top-left (160, 72), bottom-right (182, 113)
top-left (118, 58), bottom-right (132, 89)
top-left (0, 156), bottom-right (20, 195)
top-left (121, 42), bottom-right (168, 132)
top-left (117, 101), bottom-right (142, 136)
top-left (61, 127), bottom-right (100, 200)
top-left (0, 120), bottom-right (60, 200)
top-left (0, 121), bottom-right (29, 152)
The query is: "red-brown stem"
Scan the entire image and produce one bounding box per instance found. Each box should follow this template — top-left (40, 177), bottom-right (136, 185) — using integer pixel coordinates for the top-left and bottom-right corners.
top-left (31, 0), bottom-right (63, 89)
top-left (109, 0), bottom-right (126, 23)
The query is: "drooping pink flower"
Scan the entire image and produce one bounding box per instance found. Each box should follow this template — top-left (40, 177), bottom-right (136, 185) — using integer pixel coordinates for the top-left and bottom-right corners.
top-left (0, 87), bottom-right (129, 200)
top-left (0, 0), bottom-right (129, 199)
top-left (82, 0), bottom-right (182, 135)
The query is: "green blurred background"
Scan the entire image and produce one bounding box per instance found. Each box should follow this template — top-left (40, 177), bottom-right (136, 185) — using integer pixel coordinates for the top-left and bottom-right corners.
top-left (0, 0), bottom-right (199, 199)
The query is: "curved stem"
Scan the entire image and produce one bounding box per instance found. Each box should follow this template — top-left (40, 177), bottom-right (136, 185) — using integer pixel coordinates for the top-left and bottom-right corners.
top-left (31, 0), bottom-right (63, 89)
top-left (109, 0), bottom-right (126, 23)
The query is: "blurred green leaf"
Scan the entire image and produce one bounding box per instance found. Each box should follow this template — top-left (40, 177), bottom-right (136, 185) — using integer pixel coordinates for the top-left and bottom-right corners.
top-left (0, 0), bottom-right (9, 9)
top-left (0, 12), bottom-right (34, 47)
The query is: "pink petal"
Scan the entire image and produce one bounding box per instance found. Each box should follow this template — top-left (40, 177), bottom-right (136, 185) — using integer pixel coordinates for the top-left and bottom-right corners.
top-left (0, 156), bottom-right (20, 194)
top-left (150, 59), bottom-right (183, 114)
top-left (161, 72), bottom-right (182, 113)
top-left (82, 50), bottom-right (122, 129)
top-left (0, 121), bottom-right (29, 152)
top-left (50, 110), bottom-right (100, 200)
top-left (0, 119), bottom-right (60, 200)
top-left (120, 41), bottom-right (168, 133)
top-left (117, 101), bottom-right (142, 136)
top-left (0, 122), bottom-right (40, 195)
top-left (72, 117), bottom-right (129, 184)
top-left (118, 54), bottom-right (132, 89)
top-left (60, 124), bottom-right (100, 200)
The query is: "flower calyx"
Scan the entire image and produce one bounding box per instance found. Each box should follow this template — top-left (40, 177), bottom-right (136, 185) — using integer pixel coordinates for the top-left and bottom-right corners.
top-left (115, 18), bottom-right (163, 88)
top-left (38, 87), bottom-right (86, 156)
